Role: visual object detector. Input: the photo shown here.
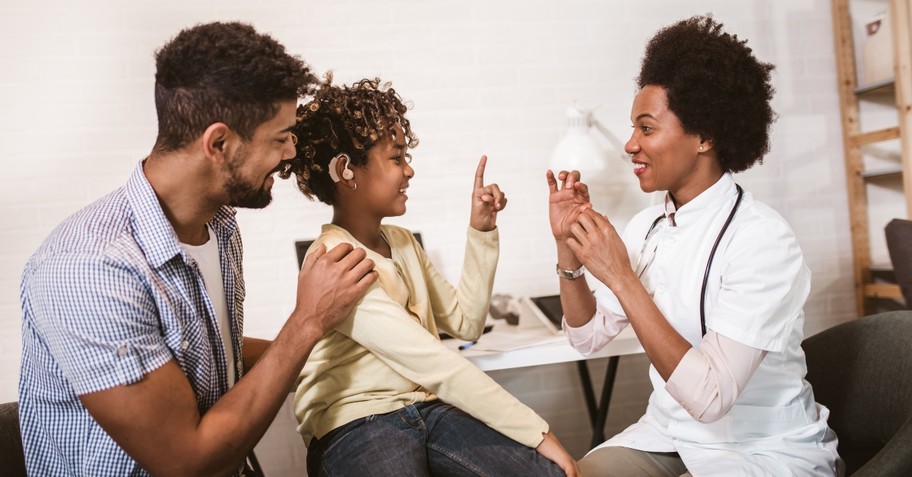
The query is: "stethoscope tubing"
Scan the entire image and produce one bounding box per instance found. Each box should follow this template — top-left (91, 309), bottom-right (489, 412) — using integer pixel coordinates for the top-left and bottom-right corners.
top-left (641, 184), bottom-right (744, 337)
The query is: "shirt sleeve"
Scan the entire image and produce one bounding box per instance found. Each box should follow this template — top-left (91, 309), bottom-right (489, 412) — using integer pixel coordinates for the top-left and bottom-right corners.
top-left (332, 227), bottom-right (550, 448)
top-left (425, 226), bottom-right (498, 341)
top-left (24, 251), bottom-right (173, 395)
top-left (562, 308), bottom-right (627, 356)
top-left (708, 213), bottom-right (810, 352)
top-left (335, 289), bottom-right (549, 448)
top-left (665, 331), bottom-right (767, 423)
top-left (562, 282), bottom-right (629, 355)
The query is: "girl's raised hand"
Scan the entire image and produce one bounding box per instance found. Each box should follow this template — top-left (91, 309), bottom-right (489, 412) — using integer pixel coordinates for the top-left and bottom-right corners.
top-left (470, 155), bottom-right (507, 232)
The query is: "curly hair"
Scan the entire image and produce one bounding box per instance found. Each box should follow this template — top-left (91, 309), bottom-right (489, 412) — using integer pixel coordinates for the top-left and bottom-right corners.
top-left (281, 74), bottom-right (418, 205)
top-left (637, 16), bottom-right (776, 173)
top-left (152, 21), bottom-right (317, 153)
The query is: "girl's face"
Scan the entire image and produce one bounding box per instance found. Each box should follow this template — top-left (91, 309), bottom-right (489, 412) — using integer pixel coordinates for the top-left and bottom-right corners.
top-left (351, 123), bottom-right (414, 219)
top-left (625, 85), bottom-right (712, 204)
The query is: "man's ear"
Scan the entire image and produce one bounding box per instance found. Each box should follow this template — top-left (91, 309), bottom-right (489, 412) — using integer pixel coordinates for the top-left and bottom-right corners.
top-left (202, 123), bottom-right (232, 163)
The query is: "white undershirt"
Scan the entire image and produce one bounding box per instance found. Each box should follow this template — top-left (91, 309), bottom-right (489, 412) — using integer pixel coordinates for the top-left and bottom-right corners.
top-left (181, 225), bottom-right (236, 387)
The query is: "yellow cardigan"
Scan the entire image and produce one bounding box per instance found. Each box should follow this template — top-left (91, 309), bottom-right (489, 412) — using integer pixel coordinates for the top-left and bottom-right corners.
top-left (293, 224), bottom-right (549, 448)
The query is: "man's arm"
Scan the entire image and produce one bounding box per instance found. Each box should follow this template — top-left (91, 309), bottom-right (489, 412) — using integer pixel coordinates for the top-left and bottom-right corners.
top-left (80, 243), bottom-right (376, 477)
top-left (242, 337), bottom-right (271, 371)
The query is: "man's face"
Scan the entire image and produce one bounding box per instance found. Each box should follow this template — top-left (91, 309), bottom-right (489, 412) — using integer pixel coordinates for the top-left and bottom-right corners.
top-left (223, 101), bottom-right (297, 209)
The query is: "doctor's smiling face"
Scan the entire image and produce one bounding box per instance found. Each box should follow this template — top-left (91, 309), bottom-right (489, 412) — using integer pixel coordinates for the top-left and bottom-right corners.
top-left (625, 85), bottom-right (721, 207)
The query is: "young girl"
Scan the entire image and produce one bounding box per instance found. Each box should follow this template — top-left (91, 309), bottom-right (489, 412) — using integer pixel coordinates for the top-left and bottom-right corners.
top-left (284, 75), bottom-right (577, 477)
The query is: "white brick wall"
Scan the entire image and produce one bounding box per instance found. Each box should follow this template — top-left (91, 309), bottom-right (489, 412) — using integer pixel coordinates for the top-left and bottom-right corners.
top-left (1, 0), bottom-right (855, 473)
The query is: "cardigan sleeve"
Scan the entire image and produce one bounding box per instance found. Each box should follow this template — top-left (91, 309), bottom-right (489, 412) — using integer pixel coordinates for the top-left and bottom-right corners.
top-left (331, 226), bottom-right (550, 448)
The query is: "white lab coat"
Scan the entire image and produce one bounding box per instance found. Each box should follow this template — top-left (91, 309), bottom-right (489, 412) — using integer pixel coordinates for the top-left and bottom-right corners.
top-left (575, 174), bottom-right (841, 476)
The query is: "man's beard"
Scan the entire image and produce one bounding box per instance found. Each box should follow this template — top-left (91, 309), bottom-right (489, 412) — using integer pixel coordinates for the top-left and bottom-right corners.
top-left (224, 144), bottom-right (274, 209)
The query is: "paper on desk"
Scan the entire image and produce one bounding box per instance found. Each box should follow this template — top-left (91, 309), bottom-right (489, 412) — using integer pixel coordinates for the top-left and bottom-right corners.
top-left (469, 329), bottom-right (566, 352)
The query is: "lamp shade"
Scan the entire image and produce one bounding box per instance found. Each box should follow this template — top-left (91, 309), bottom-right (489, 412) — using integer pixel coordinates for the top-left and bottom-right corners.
top-left (549, 108), bottom-right (606, 174)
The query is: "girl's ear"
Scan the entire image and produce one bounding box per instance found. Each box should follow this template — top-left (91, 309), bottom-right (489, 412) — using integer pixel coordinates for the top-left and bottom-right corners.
top-left (697, 137), bottom-right (714, 153)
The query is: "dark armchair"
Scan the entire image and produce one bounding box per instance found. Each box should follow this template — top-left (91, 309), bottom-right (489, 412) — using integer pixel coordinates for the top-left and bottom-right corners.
top-left (0, 401), bottom-right (26, 477)
top-left (803, 311), bottom-right (912, 476)
top-left (885, 218), bottom-right (912, 307)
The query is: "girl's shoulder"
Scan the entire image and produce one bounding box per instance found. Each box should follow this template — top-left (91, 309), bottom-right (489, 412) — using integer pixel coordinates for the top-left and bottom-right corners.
top-left (380, 224), bottom-right (420, 247)
top-left (307, 224), bottom-right (356, 255)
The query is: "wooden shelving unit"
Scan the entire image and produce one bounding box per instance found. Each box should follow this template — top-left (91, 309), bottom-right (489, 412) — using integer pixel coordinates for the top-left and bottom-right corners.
top-left (831, 0), bottom-right (912, 315)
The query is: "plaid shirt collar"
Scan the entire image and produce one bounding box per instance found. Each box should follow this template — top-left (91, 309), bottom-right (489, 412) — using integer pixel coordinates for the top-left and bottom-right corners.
top-left (126, 160), bottom-right (238, 269)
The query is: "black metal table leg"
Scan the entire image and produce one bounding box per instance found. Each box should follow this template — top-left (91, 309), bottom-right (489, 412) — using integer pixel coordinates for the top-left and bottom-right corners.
top-left (575, 356), bottom-right (622, 449)
top-left (590, 355), bottom-right (620, 448)
top-left (576, 360), bottom-right (597, 423)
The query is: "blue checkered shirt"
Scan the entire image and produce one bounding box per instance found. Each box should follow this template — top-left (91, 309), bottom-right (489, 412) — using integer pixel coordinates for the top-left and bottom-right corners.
top-left (19, 162), bottom-right (246, 476)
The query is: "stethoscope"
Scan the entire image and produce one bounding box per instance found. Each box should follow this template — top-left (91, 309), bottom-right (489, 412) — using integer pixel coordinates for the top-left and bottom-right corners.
top-left (637, 184), bottom-right (744, 337)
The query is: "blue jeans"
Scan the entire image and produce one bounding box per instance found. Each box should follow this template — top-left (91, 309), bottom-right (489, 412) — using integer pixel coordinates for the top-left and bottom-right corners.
top-left (306, 401), bottom-right (565, 477)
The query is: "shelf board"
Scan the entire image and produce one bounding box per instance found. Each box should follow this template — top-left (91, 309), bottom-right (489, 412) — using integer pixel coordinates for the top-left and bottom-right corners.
top-left (869, 262), bottom-right (895, 273)
top-left (850, 126), bottom-right (901, 146)
top-left (861, 165), bottom-right (904, 178)
top-left (855, 78), bottom-right (895, 95)
top-left (863, 282), bottom-right (903, 300)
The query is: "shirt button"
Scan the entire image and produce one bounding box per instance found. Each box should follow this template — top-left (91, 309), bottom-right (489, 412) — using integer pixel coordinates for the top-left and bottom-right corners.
top-left (656, 285), bottom-right (667, 295)
top-left (181, 340), bottom-right (190, 350)
top-left (116, 346), bottom-right (128, 357)
top-left (666, 236), bottom-right (677, 245)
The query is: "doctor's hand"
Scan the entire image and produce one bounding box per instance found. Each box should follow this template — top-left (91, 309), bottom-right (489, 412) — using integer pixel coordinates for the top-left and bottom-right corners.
top-left (470, 155), bottom-right (507, 232)
top-left (566, 209), bottom-right (634, 291)
top-left (536, 431), bottom-right (580, 477)
top-left (546, 170), bottom-right (592, 243)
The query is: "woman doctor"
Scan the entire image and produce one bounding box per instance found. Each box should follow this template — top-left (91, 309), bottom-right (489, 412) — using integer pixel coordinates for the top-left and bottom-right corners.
top-left (547, 16), bottom-right (842, 476)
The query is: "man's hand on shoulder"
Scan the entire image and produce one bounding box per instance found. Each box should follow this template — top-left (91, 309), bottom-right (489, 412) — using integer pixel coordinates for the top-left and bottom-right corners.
top-left (292, 242), bottom-right (378, 336)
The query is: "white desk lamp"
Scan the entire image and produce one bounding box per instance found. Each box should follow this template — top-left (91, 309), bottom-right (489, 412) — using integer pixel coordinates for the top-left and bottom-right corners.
top-left (550, 106), bottom-right (628, 173)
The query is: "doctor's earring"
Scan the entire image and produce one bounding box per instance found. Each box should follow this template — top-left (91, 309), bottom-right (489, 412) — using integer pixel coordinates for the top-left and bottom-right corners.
top-left (350, 182), bottom-right (357, 191)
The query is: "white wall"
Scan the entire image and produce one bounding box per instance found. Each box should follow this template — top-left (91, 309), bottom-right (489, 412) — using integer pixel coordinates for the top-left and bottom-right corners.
top-left (1, 0), bottom-right (855, 473)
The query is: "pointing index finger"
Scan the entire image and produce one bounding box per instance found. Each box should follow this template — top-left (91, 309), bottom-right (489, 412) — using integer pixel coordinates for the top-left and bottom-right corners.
top-left (474, 155), bottom-right (487, 189)
top-left (546, 170), bottom-right (558, 193)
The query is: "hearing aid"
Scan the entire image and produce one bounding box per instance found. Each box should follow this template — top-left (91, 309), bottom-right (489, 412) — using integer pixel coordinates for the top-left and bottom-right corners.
top-left (328, 153), bottom-right (354, 182)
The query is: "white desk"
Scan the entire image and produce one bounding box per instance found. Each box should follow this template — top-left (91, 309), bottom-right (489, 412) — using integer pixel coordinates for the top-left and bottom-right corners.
top-left (444, 297), bottom-right (644, 446)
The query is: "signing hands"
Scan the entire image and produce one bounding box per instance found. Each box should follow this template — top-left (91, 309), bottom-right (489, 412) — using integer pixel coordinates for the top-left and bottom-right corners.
top-left (566, 209), bottom-right (633, 290)
top-left (546, 170), bottom-right (592, 242)
top-left (470, 155), bottom-right (507, 232)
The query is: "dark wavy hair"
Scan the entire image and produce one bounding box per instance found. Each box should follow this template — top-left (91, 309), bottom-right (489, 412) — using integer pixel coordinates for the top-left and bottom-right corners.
top-left (638, 16), bottom-right (776, 173)
top-left (282, 74), bottom-right (418, 205)
top-left (152, 21), bottom-right (317, 153)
